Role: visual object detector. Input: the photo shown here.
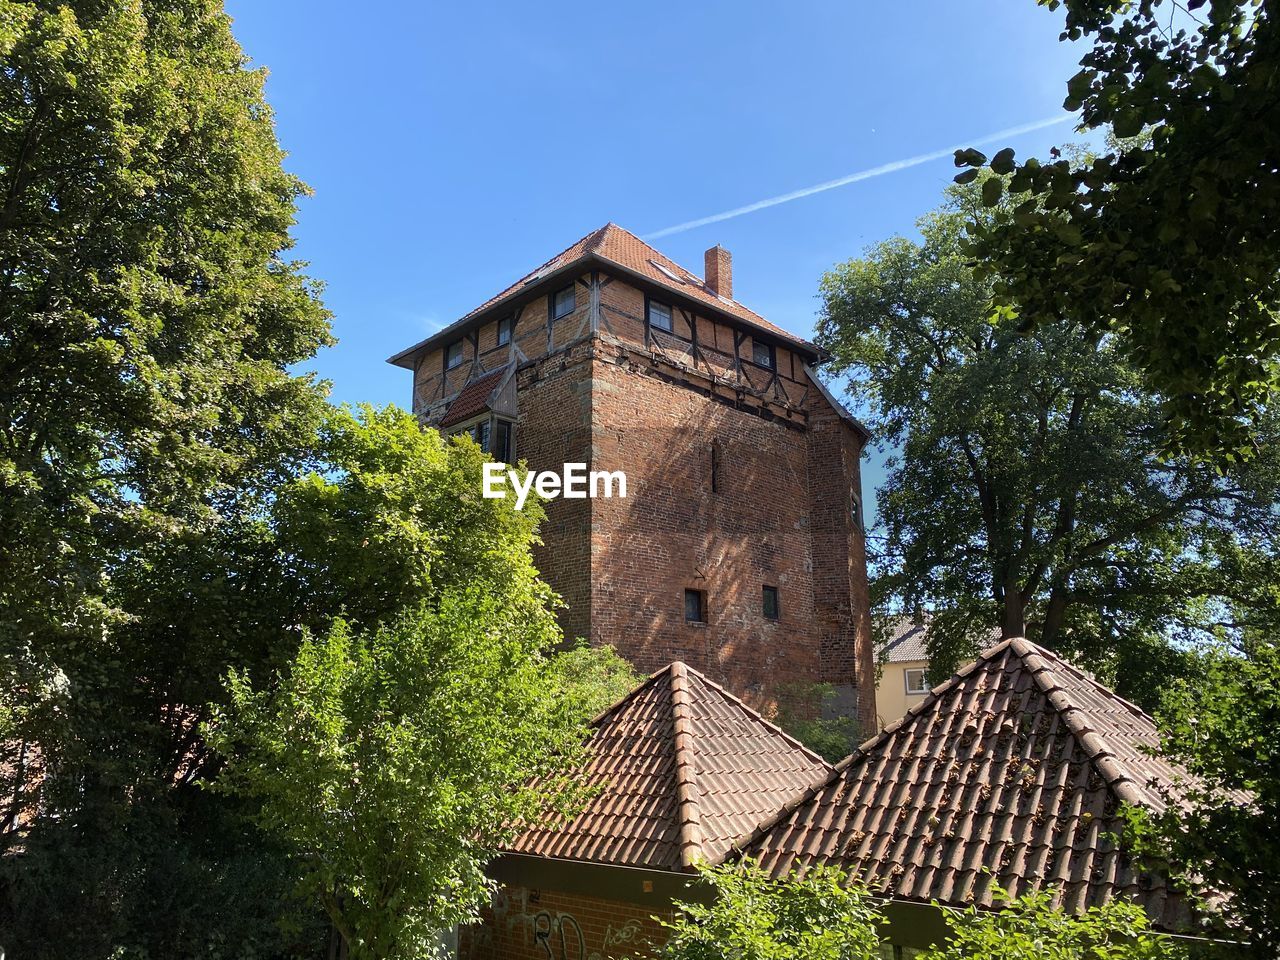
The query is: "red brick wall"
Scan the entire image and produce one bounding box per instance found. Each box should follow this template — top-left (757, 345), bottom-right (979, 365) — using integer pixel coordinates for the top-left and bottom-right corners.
top-left (515, 340), bottom-right (595, 644)
top-left (460, 885), bottom-right (672, 960)
top-left (409, 270), bottom-right (874, 724)
top-left (587, 351), bottom-right (823, 715)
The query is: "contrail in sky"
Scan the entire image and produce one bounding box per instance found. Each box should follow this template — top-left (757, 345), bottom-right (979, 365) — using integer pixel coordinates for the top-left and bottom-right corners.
top-left (643, 114), bottom-right (1076, 240)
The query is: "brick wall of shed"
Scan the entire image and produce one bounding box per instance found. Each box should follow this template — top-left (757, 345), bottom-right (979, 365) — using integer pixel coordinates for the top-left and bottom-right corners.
top-left (459, 885), bottom-right (672, 960)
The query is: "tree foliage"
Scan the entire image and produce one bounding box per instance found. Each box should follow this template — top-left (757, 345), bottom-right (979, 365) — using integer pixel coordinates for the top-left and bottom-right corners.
top-left (955, 0), bottom-right (1279, 459)
top-left (1124, 637), bottom-right (1280, 957)
top-left (815, 185), bottom-right (1280, 704)
top-left (922, 886), bottom-right (1185, 960)
top-left (659, 860), bottom-right (886, 960)
top-left (210, 604), bottom-right (596, 960)
top-left (0, 0), bottom-right (332, 953)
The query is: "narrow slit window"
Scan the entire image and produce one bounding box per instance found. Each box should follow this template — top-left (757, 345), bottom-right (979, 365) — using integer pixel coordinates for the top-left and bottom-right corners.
top-left (762, 585), bottom-right (780, 621)
top-left (497, 316), bottom-right (513, 346)
top-left (684, 588), bottom-right (705, 624)
top-left (648, 300), bottom-right (673, 333)
top-left (710, 442), bottom-right (720, 493)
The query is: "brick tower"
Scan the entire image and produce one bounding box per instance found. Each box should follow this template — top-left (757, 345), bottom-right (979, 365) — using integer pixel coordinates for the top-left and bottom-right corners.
top-left (389, 224), bottom-right (875, 727)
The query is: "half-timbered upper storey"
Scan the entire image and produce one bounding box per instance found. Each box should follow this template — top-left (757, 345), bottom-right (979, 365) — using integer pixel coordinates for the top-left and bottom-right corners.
top-left (388, 223), bottom-right (856, 451)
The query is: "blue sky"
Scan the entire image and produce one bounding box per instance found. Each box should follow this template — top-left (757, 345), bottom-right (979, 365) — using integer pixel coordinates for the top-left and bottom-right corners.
top-left (225, 0), bottom-right (1088, 518)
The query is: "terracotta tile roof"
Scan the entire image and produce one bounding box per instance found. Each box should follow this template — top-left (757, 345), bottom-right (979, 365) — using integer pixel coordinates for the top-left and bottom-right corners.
top-left (739, 638), bottom-right (1193, 931)
top-left (438, 367), bottom-right (508, 428)
top-left (388, 224), bottom-right (819, 367)
top-left (507, 661), bottom-right (832, 873)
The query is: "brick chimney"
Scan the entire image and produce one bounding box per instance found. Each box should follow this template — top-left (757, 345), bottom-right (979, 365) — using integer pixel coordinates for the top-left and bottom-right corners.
top-left (704, 245), bottom-right (732, 299)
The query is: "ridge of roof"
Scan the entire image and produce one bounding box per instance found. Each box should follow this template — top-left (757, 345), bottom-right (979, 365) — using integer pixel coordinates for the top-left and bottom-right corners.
top-left (1009, 637), bottom-right (1160, 811)
top-left (670, 662), bottom-right (706, 871)
top-left (507, 659), bottom-right (833, 872)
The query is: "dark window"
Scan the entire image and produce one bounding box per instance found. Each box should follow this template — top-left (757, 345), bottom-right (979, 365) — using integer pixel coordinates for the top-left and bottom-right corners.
top-left (552, 286), bottom-right (575, 320)
top-left (851, 491), bottom-right (865, 532)
top-left (710, 441), bottom-right (720, 493)
top-left (445, 340), bottom-right (465, 370)
top-left (494, 419), bottom-right (514, 464)
top-left (648, 300), bottom-right (673, 333)
top-left (752, 339), bottom-right (775, 369)
top-left (762, 585), bottom-right (780, 621)
top-left (471, 419), bottom-right (491, 454)
top-left (497, 316), bottom-right (513, 347)
top-left (684, 588), bottom-right (705, 624)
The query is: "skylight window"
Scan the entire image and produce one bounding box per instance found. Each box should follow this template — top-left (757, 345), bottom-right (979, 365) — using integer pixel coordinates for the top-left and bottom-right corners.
top-left (649, 260), bottom-right (687, 285)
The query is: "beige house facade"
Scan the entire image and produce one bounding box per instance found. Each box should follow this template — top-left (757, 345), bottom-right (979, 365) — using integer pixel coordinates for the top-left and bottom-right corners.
top-left (875, 617), bottom-right (931, 728)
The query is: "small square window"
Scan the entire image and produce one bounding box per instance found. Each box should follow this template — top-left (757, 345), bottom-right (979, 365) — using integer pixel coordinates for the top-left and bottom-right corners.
top-left (648, 300), bottom-right (673, 333)
top-left (904, 668), bottom-right (928, 695)
top-left (762, 585), bottom-right (780, 621)
top-left (445, 340), bottom-right (464, 370)
top-left (752, 339), bottom-right (775, 369)
top-left (552, 286), bottom-right (576, 320)
top-left (684, 588), bottom-right (705, 624)
top-left (497, 316), bottom-right (513, 347)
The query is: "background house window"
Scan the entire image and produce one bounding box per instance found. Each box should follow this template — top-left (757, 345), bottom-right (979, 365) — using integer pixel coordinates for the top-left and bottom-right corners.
top-left (904, 668), bottom-right (928, 695)
top-left (648, 300), bottom-right (673, 333)
top-left (762, 585), bottom-right (780, 621)
top-left (752, 339), bottom-right (775, 369)
top-left (684, 588), bottom-right (706, 624)
top-left (445, 340), bottom-right (464, 370)
top-left (497, 316), bottom-right (513, 346)
top-left (552, 286), bottom-right (575, 319)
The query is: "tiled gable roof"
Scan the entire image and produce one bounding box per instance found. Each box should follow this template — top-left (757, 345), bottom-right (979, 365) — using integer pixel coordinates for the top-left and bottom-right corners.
top-left (389, 224), bottom-right (818, 368)
top-left (438, 367), bottom-right (508, 428)
top-left (880, 618), bottom-right (929, 663)
top-left (739, 638), bottom-right (1192, 931)
top-left (506, 661), bottom-right (832, 873)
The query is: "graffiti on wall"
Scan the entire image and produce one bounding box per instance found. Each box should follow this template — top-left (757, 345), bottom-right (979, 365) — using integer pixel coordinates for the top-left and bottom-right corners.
top-left (466, 886), bottom-right (649, 960)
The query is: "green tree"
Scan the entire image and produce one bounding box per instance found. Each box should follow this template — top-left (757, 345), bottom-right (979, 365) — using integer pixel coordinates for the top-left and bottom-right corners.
top-left (659, 860), bottom-right (886, 960)
top-left (206, 406), bottom-right (636, 959)
top-left (954, 0), bottom-right (1279, 460)
top-left (209, 603), bottom-right (596, 960)
top-left (923, 886), bottom-right (1185, 960)
top-left (1124, 637), bottom-right (1280, 957)
top-left (0, 0), bottom-right (332, 953)
top-left (815, 185), bottom-right (1280, 703)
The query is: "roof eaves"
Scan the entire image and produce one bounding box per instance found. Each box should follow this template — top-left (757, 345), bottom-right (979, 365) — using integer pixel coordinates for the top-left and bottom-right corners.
top-left (803, 365), bottom-right (871, 441)
top-left (590, 254), bottom-right (821, 359)
top-left (386, 254), bottom-right (591, 370)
